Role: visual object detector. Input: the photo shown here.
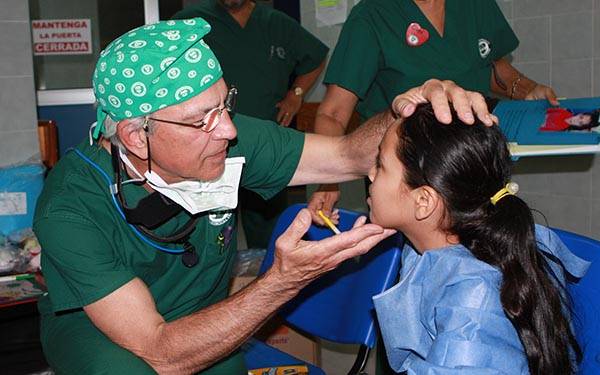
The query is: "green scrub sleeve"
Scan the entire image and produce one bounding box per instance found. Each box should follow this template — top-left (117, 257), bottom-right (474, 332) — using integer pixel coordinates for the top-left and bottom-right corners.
top-left (288, 18), bottom-right (329, 76)
top-left (323, 15), bottom-right (381, 100)
top-left (35, 216), bottom-right (135, 312)
top-left (479, 0), bottom-right (519, 60)
top-left (231, 114), bottom-right (305, 200)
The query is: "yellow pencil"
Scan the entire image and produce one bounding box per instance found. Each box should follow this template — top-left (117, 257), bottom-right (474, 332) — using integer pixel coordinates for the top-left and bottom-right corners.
top-left (317, 210), bottom-right (341, 235)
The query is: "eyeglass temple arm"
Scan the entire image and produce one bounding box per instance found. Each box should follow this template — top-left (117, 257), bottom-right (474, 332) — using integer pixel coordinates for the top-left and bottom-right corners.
top-left (225, 86), bottom-right (238, 112)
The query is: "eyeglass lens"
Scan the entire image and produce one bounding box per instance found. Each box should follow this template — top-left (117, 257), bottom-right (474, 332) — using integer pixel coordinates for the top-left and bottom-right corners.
top-left (203, 108), bottom-right (223, 132)
top-left (202, 86), bottom-right (237, 131)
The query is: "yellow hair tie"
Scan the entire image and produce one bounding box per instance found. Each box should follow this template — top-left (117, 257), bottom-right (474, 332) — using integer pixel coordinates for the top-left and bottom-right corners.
top-left (490, 182), bottom-right (519, 205)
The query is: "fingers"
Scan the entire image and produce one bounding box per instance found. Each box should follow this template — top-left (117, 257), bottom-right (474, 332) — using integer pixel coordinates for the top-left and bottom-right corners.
top-left (272, 218), bottom-right (396, 286)
top-left (429, 90), bottom-right (453, 124)
top-left (546, 87), bottom-right (560, 106)
top-left (276, 107), bottom-right (285, 124)
top-left (276, 209), bottom-right (312, 251)
top-left (391, 87), bottom-right (427, 118)
top-left (525, 84), bottom-right (560, 106)
top-left (277, 110), bottom-right (292, 127)
top-left (321, 191), bottom-right (341, 224)
top-left (276, 95), bottom-right (302, 126)
top-left (422, 80), bottom-right (452, 124)
top-left (489, 114), bottom-right (499, 125)
top-left (352, 215), bottom-right (367, 229)
top-left (467, 91), bottom-right (494, 126)
top-left (395, 101), bottom-right (416, 118)
top-left (317, 223), bottom-right (385, 257)
top-left (394, 79), bottom-right (495, 126)
top-left (330, 227), bottom-right (397, 265)
top-left (446, 84), bottom-right (474, 125)
top-left (329, 209), bottom-right (340, 225)
top-left (275, 101), bottom-right (293, 126)
top-left (307, 193), bottom-right (326, 225)
top-left (424, 80), bottom-right (495, 126)
top-left (308, 189), bottom-right (340, 226)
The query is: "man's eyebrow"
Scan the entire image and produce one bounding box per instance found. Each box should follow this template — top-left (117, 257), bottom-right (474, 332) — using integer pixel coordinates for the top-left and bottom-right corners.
top-left (180, 101), bottom-right (221, 121)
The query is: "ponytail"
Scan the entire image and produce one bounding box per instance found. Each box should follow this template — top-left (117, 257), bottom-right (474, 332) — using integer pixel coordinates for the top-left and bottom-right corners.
top-left (397, 104), bottom-right (581, 374)
top-left (455, 196), bottom-right (580, 374)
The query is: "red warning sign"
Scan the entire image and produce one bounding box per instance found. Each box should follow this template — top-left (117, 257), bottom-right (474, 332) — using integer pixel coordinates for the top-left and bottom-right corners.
top-left (31, 19), bottom-right (92, 56)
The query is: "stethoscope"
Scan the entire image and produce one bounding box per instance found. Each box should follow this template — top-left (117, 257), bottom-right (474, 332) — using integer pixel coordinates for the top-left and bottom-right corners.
top-left (72, 148), bottom-right (200, 267)
top-left (74, 87), bottom-right (239, 268)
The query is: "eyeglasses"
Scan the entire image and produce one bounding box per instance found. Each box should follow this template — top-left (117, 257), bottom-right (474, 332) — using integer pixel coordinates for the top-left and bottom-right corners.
top-left (147, 86), bottom-right (237, 132)
top-left (139, 86), bottom-right (237, 183)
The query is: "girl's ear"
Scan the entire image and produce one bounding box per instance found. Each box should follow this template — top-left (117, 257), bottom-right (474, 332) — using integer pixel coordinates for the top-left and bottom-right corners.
top-left (117, 120), bottom-right (149, 160)
top-left (413, 186), bottom-right (442, 221)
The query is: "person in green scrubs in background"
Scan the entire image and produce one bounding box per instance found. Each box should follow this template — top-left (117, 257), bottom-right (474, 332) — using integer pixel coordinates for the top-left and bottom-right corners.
top-left (173, 0), bottom-right (329, 249)
top-left (308, 0), bottom-right (559, 225)
top-left (34, 17), bottom-right (494, 375)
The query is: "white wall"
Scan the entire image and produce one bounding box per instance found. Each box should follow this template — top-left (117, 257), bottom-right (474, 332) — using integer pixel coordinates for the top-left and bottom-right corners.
top-left (0, 0), bottom-right (39, 167)
top-left (502, 0), bottom-right (600, 240)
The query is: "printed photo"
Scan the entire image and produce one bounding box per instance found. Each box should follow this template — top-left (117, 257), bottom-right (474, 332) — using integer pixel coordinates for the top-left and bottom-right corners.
top-left (540, 107), bottom-right (600, 133)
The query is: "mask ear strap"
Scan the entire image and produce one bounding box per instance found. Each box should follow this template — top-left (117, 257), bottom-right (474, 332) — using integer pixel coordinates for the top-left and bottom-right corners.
top-left (144, 117), bottom-right (152, 174)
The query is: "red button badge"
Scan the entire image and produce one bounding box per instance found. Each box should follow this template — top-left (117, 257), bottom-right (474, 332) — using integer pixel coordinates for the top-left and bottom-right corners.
top-left (405, 22), bottom-right (429, 47)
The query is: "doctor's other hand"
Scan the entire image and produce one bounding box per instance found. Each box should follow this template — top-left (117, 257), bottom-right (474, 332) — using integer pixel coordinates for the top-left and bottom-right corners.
top-left (392, 79), bottom-right (498, 126)
top-left (525, 83), bottom-right (560, 106)
top-left (268, 209), bottom-right (395, 291)
top-left (308, 184), bottom-right (341, 226)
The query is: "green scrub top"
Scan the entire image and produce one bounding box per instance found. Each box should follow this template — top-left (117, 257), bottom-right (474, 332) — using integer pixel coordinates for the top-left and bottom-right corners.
top-left (34, 114), bottom-right (305, 375)
top-left (173, 0), bottom-right (329, 121)
top-left (325, 0), bottom-right (519, 119)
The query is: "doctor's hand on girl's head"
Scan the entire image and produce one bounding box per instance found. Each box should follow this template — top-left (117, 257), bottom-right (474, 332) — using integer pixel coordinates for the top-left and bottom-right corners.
top-left (391, 79), bottom-right (498, 127)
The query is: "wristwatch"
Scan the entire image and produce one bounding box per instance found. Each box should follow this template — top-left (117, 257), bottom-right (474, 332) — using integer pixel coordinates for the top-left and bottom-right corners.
top-left (293, 86), bottom-right (304, 97)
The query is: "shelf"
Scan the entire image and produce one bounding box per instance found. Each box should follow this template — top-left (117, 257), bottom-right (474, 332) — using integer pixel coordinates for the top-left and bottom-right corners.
top-left (510, 143), bottom-right (600, 158)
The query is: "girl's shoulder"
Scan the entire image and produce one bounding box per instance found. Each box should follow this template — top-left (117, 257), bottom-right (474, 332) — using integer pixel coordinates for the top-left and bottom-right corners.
top-left (403, 243), bottom-right (501, 284)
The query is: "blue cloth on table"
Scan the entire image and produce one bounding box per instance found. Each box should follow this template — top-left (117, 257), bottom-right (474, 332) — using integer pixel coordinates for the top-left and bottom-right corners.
top-left (373, 225), bottom-right (590, 374)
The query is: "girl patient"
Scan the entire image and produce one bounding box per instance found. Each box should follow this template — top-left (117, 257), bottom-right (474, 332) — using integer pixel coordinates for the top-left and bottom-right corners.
top-left (369, 104), bottom-right (589, 374)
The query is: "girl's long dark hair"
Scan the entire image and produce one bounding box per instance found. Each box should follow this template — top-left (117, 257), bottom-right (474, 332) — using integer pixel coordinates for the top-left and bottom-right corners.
top-left (397, 104), bottom-right (581, 374)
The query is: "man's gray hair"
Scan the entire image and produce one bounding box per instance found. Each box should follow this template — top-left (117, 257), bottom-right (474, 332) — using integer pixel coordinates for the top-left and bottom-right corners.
top-left (102, 113), bottom-right (154, 152)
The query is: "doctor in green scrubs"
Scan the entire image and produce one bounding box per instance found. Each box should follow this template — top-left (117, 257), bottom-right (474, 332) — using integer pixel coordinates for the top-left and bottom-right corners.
top-left (308, 0), bottom-right (559, 224)
top-left (173, 0), bottom-right (329, 249)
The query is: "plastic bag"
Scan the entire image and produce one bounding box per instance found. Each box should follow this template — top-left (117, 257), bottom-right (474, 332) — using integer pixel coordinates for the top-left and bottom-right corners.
top-left (232, 248), bottom-right (266, 277)
top-left (0, 228), bottom-right (41, 275)
top-left (0, 163), bottom-right (45, 235)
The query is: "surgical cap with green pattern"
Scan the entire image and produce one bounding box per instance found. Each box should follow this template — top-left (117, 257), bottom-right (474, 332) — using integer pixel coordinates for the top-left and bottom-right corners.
top-left (92, 17), bottom-right (222, 139)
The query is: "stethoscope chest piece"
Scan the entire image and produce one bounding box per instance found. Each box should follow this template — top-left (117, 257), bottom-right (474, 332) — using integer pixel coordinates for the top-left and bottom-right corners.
top-left (182, 242), bottom-right (199, 268)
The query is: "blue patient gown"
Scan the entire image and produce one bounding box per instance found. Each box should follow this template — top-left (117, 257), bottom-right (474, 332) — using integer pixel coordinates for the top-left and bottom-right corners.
top-left (373, 225), bottom-right (590, 374)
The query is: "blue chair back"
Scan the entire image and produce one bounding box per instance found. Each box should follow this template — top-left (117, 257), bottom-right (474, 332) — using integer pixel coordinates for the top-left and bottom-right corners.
top-left (553, 228), bottom-right (600, 375)
top-left (259, 204), bottom-right (403, 348)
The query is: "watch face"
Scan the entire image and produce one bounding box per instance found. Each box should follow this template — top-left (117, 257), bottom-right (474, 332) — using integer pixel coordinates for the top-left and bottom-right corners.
top-left (294, 87), bottom-right (303, 96)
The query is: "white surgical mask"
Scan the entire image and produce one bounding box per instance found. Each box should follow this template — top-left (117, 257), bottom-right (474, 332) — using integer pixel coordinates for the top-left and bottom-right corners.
top-left (119, 150), bottom-right (245, 215)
